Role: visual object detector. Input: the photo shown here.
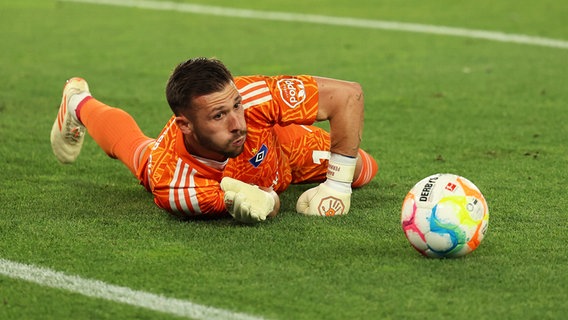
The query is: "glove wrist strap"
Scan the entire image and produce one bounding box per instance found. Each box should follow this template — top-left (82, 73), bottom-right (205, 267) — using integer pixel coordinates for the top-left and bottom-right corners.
top-left (326, 153), bottom-right (357, 183)
top-left (324, 153), bottom-right (356, 194)
top-left (324, 179), bottom-right (352, 194)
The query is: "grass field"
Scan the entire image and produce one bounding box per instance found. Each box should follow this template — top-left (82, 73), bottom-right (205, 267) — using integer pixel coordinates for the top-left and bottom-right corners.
top-left (1, 0), bottom-right (567, 319)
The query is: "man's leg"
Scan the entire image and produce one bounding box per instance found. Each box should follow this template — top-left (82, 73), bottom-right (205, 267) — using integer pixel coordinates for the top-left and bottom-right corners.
top-left (78, 97), bottom-right (154, 176)
top-left (273, 124), bottom-right (378, 187)
top-left (51, 78), bottom-right (154, 176)
top-left (351, 148), bottom-right (378, 188)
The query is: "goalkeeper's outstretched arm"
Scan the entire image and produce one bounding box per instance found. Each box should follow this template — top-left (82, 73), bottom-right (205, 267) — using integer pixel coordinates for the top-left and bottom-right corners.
top-left (296, 77), bottom-right (364, 216)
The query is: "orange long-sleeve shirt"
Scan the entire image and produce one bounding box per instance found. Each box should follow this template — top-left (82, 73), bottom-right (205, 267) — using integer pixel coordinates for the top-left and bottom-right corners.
top-left (139, 75), bottom-right (320, 217)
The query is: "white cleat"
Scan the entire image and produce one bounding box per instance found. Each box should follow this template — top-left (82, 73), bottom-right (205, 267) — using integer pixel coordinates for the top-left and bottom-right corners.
top-left (50, 77), bottom-right (91, 164)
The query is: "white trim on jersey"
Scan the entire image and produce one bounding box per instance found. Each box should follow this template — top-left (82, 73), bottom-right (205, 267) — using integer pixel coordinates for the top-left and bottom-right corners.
top-left (169, 159), bottom-right (183, 212)
top-left (238, 81), bottom-right (266, 94)
top-left (187, 169), bottom-right (201, 214)
top-left (240, 85), bottom-right (269, 100)
top-left (177, 163), bottom-right (190, 212)
top-left (238, 81), bottom-right (273, 109)
top-left (169, 158), bottom-right (201, 214)
top-left (242, 96), bottom-right (272, 109)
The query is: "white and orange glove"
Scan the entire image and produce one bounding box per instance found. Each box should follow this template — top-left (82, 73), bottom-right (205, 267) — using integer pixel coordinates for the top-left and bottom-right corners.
top-left (220, 177), bottom-right (276, 224)
top-left (296, 153), bottom-right (356, 216)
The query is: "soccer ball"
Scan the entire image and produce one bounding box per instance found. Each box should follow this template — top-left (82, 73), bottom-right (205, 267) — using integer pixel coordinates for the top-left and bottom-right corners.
top-left (401, 173), bottom-right (489, 258)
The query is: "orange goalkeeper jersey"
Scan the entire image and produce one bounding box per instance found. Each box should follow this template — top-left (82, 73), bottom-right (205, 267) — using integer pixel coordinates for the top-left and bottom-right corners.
top-left (138, 75), bottom-right (321, 217)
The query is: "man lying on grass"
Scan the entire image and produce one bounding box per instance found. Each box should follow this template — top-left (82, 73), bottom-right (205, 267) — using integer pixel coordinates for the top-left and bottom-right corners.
top-left (51, 57), bottom-right (378, 223)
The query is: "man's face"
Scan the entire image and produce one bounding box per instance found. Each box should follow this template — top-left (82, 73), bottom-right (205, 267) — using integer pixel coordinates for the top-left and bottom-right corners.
top-left (177, 82), bottom-right (247, 161)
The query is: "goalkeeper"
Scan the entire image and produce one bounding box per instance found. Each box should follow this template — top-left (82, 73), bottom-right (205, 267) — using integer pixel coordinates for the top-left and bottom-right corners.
top-left (50, 57), bottom-right (378, 223)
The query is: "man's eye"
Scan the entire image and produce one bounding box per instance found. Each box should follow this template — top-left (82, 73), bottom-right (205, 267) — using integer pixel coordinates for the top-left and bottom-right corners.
top-left (214, 112), bottom-right (225, 120)
top-left (234, 103), bottom-right (242, 110)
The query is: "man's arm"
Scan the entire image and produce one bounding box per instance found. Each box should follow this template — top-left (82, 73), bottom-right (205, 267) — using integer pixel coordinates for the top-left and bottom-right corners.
top-left (296, 76), bottom-right (365, 216)
top-left (314, 76), bottom-right (364, 157)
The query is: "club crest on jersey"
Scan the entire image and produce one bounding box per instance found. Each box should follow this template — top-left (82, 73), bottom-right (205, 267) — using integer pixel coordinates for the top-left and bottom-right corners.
top-left (249, 144), bottom-right (268, 168)
top-left (277, 78), bottom-right (306, 108)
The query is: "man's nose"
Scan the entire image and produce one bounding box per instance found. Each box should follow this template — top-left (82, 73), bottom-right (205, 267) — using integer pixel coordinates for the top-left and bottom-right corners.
top-left (229, 112), bottom-right (245, 132)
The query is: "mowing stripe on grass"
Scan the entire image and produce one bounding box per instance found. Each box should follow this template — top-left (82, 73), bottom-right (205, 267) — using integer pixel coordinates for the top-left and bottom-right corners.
top-left (0, 258), bottom-right (264, 320)
top-left (61, 0), bottom-right (568, 50)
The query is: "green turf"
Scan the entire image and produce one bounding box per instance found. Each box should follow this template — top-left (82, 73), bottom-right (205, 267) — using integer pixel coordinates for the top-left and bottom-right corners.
top-left (1, 1), bottom-right (567, 319)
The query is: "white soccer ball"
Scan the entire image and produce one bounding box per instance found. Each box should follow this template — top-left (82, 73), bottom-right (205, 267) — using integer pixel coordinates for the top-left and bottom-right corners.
top-left (401, 173), bottom-right (489, 258)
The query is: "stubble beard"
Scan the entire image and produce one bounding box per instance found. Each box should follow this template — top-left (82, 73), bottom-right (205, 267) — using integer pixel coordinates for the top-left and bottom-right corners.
top-left (195, 130), bottom-right (247, 159)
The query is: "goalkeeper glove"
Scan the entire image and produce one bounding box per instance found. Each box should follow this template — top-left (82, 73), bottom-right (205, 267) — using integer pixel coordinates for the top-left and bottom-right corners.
top-left (220, 177), bottom-right (276, 223)
top-left (296, 153), bottom-right (356, 216)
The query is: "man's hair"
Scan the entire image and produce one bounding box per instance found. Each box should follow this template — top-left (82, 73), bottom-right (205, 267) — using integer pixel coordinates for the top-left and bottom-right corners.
top-left (166, 57), bottom-right (234, 115)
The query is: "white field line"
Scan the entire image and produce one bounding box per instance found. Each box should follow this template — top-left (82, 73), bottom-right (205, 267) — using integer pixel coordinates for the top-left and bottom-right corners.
top-left (60, 0), bottom-right (568, 50)
top-left (0, 258), bottom-right (264, 320)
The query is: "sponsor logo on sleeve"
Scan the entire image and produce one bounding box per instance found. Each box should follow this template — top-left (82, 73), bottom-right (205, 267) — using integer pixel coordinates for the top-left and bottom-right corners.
top-left (277, 78), bottom-right (306, 108)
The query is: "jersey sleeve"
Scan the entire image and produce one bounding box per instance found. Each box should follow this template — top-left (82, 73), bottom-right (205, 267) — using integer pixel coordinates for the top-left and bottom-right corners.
top-left (222, 76), bottom-right (320, 192)
top-left (145, 117), bottom-right (229, 218)
top-left (235, 75), bottom-right (319, 128)
top-left (151, 173), bottom-right (228, 218)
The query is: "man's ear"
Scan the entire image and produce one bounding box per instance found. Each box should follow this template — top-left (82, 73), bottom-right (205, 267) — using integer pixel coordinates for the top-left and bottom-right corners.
top-left (175, 115), bottom-right (193, 135)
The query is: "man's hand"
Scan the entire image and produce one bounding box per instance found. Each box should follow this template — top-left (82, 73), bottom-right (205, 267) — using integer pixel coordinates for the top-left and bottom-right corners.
top-left (296, 153), bottom-right (356, 216)
top-left (296, 181), bottom-right (351, 216)
top-left (220, 177), bottom-right (277, 223)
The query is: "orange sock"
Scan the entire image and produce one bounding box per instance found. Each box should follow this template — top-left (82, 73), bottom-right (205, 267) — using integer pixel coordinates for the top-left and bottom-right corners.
top-left (78, 97), bottom-right (154, 176)
top-left (352, 149), bottom-right (379, 188)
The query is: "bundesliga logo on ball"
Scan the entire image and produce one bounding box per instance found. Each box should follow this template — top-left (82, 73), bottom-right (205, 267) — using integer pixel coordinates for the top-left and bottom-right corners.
top-left (401, 173), bottom-right (489, 258)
